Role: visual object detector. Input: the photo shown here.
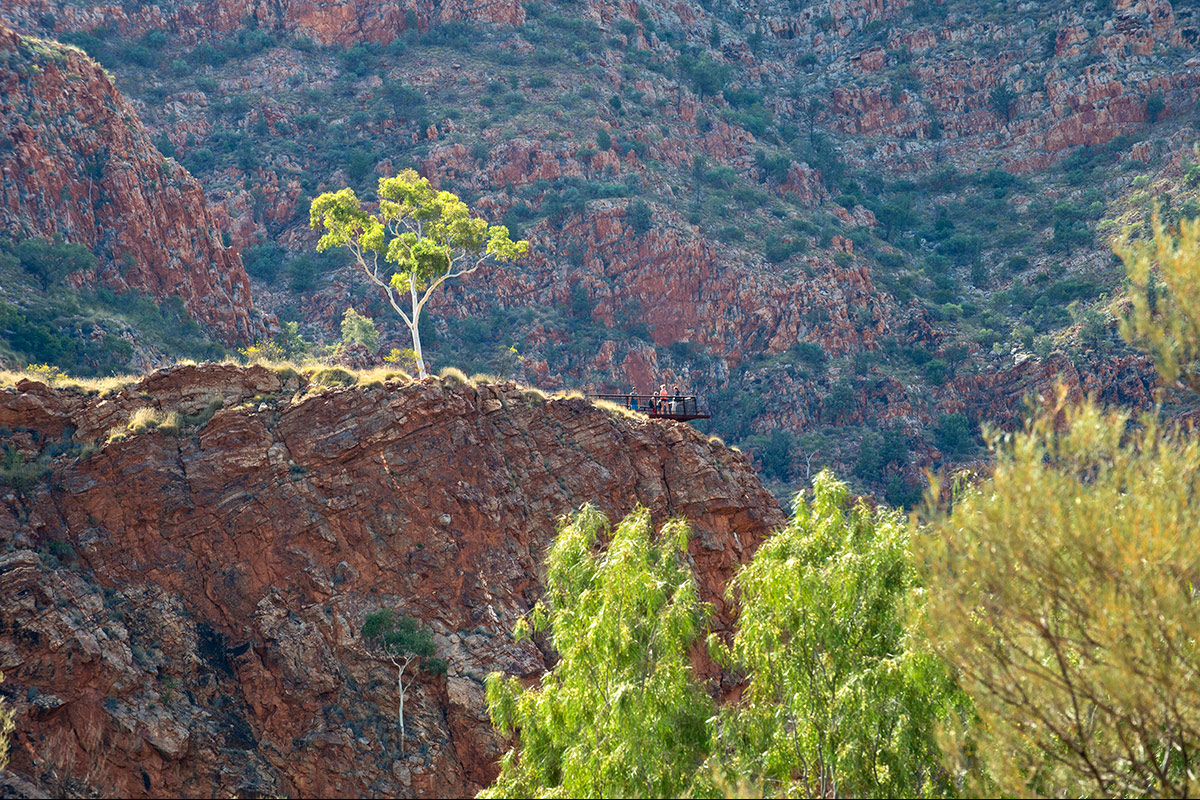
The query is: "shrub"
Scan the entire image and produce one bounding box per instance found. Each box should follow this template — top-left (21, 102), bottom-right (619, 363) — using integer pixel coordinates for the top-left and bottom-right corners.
top-left (933, 412), bottom-right (973, 456)
top-left (10, 236), bottom-right (97, 288)
top-left (920, 395), bottom-right (1200, 797)
top-left (311, 367), bottom-right (356, 388)
top-left (627, 199), bottom-right (652, 235)
top-left (340, 307), bottom-right (379, 350)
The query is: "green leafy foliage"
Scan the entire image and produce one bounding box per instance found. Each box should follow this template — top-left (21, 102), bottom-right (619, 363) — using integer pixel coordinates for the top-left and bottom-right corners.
top-left (920, 393), bottom-right (1200, 798)
top-left (934, 412), bottom-right (974, 456)
top-left (1117, 216), bottom-right (1200, 391)
top-left (361, 609), bottom-right (437, 663)
top-left (709, 471), bottom-right (968, 798)
top-left (8, 236), bottom-right (96, 289)
top-left (310, 169), bottom-right (528, 377)
top-left (988, 83), bottom-right (1017, 123)
top-left (627, 199), bottom-right (652, 235)
top-left (340, 307), bottom-right (379, 350)
top-left (482, 506), bottom-right (713, 799)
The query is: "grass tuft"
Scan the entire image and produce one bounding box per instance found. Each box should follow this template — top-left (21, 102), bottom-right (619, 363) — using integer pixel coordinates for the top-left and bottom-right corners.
top-left (592, 398), bottom-right (646, 420)
top-left (355, 366), bottom-right (412, 386)
top-left (521, 387), bottom-right (548, 406)
top-left (439, 366), bottom-right (470, 386)
top-left (310, 367), bottom-right (357, 388)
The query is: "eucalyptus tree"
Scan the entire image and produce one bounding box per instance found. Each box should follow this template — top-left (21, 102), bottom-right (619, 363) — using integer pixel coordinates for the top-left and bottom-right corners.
top-left (481, 506), bottom-right (713, 799)
top-left (361, 609), bottom-right (445, 755)
top-left (310, 169), bottom-right (529, 378)
top-left (709, 471), bottom-right (968, 799)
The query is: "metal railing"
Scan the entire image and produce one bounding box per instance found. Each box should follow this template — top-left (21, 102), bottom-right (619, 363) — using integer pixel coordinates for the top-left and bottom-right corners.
top-left (590, 394), bottom-right (709, 420)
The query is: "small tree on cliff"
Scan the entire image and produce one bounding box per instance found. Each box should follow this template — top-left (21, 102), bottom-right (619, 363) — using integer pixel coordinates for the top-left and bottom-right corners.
top-left (989, 83), bottom-right (1018, 124)
top-left (310, 170), bottom-right (529, 379)
top-left (361, 610), bottom-right (446, 755)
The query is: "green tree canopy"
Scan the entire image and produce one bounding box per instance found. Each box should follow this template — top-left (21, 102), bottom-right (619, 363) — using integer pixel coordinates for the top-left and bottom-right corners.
top-left (310, 169), bottom-right (529, 378)
top-left (481, 506), bottom-right (713, 799)
top-left (340, 307), bottom-right (379, 350)
top-left (709, 471), bottom-right (968, 799)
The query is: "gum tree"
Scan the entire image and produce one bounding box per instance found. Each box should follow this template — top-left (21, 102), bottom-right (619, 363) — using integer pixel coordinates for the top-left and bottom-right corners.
top-left (310, 169), bottom-right (529, 378)
top-left (709, 471), bottom-right (969, 799)
top-left (361, 609), bottom-right (445, 755)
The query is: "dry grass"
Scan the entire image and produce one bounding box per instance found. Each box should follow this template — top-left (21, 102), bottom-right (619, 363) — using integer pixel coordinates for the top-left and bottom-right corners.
top-left (108, 407), bottom-right (182, 443)
top-left (308, 366), bottom-right (357, 388)
top-left (592, 398), bottom-right (646, 421)
top-left (469, 372), bottom-right (503, 385)
top-left (355, 366), bottom-right (413, 387)
top-left (708, 435), bottom-right (726, 447)
top-left (521, 386), bottom-right (548, 406)
top-left (0, 365), bottom-right (135, 396)
top-left (438, 366), bottom-right (471, 386)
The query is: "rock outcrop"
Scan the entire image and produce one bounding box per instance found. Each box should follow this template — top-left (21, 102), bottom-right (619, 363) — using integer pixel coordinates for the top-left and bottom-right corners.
top-left (0, 364), bottom-right (783, 798)
top-left (1, 0), bottom-right (524, 47)
top-left (0, 26), bottom-right (266, 344)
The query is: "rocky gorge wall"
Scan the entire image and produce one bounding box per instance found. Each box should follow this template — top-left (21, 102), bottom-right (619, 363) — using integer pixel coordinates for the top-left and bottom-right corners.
top-left (0, 0), bottom-right (525, 47)
top-left (0, 25), bottom-right (267, 345)
top-left (0, 364), bottom-right (783, 798)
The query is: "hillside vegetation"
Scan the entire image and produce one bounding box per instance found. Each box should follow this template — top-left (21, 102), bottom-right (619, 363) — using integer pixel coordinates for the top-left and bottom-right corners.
top-left (476, 219), bottom-right (1200, 798)
top-left (3, 0), bottom-right (1199, 497)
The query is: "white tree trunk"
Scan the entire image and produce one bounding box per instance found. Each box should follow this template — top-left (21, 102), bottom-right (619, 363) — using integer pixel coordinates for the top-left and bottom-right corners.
top-left (409, 317), bottom-right (427, 380)
top-left (397, 662), bottom-right (407, 755)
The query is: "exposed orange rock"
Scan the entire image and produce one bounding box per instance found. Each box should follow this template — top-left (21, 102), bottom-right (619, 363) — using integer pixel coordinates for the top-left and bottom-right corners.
top-left (2, 0), bottom-right (523, 47)
top-left (0, 26), bottom-right (267, 344)
top-left (0, 363), bottom-right (783, 798)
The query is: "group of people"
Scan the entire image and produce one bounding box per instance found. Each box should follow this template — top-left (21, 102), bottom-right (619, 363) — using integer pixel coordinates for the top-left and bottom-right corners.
top-left (627, 384), bottom-right (688, 416)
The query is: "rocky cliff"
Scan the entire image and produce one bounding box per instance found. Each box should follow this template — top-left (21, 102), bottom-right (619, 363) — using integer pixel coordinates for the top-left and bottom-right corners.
top-left (0, 26), bottom-right (266, 345)
top-left (0, 364), bottom-right (783, 797)
top-left (1, 0), bottom-right (1198, 494)
top-left (1, 0), bottom-right (525, 47)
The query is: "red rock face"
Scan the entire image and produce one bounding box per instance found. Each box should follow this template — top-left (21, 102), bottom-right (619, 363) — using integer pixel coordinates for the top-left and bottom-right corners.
top-left (1, 0), bottom-right (524, 47)
top-left (0, 26), bottom-right (267, 345)
top-left (0, 364), bottom-right (783, 798)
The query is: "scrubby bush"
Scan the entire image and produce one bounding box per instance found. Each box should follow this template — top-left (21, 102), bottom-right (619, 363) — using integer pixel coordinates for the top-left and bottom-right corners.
top-left (340, 307), bottom-right (379, 350)
top-left (934, 412), bottom-right (973, 456)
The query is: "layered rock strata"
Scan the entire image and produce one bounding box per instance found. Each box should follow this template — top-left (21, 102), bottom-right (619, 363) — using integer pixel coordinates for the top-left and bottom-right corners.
top-left (0, 26), bottom-right (266, 344)
top-left (0, 364), bottom-right (783, 798)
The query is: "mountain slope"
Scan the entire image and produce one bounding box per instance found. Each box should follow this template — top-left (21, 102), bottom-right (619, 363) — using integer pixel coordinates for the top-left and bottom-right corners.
top-left (1, 1), bottom-right (1198, 497)
top-left (0, 25), bottom-right (267, 345)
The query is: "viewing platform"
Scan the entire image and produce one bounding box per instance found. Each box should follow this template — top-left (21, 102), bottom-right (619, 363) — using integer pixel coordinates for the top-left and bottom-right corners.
top-left (590, 393), bottom-right (710, 422)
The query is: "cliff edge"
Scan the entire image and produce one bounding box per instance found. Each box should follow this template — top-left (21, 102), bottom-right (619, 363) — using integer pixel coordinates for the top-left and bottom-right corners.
top-left (0, 364), bottom-right (782, 797)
